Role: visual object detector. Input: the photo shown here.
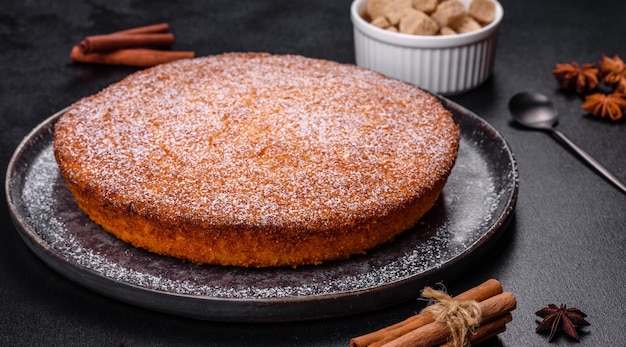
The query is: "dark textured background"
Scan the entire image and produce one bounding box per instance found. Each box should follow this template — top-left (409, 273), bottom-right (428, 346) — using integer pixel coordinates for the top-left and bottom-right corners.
top-left (1, 0), bottom-right (625, 345)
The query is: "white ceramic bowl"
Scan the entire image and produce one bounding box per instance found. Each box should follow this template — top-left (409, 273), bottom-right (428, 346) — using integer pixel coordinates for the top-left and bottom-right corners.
top-left (351, 0), bottom-right (503, 95)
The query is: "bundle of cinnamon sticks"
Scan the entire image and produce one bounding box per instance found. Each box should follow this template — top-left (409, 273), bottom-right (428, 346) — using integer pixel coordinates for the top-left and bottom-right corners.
top-left (351, 279), bottom-right (516, 347)
top-left (70, 23), bottom-right (195, 67)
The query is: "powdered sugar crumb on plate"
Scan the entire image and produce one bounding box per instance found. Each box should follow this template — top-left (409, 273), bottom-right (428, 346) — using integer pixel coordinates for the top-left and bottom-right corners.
top-left (7, 98), bottom-right (517, 321)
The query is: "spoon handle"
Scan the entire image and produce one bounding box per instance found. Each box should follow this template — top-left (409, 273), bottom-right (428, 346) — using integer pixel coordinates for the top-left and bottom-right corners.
top-left (551, 129), bottom-right (626, 194)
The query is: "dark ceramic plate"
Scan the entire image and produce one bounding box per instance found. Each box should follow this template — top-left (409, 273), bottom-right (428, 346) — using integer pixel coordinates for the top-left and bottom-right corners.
top-left (5, 98), bottom-right (518, 322)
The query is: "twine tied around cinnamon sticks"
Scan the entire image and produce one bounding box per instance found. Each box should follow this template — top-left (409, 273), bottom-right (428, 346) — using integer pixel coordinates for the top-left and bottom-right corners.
top-left (70, 23), bottom-right (195, 67)
top-left (350, 279), bottom-right (517, 347)
top-left (420, 286), bottom-right (482, 347)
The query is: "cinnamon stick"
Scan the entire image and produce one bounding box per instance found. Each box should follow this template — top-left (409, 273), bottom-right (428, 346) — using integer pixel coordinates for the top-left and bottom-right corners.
top-left (79, 33), bottom-right (175, 54)
top-left (380, 292), bottom-right (517, 347)
top-left (111, 23), bottom-right (170, 35)
top-left (70, 46), bottom-right (195, 67)
top-left (438, 313), bottom-right (512, 347)
top-left (350, 279), bottom-right (503, 347)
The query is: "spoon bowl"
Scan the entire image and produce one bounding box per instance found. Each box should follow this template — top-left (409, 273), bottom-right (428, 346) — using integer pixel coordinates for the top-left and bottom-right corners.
top-left (508, 91), bottom-right (558, 130)
top-left (508, 91), bottom-right (626, 194)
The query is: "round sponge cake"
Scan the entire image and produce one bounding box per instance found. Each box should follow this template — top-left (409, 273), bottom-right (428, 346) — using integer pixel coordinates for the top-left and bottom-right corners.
top-left (53, 53), bottom-right (460, 267)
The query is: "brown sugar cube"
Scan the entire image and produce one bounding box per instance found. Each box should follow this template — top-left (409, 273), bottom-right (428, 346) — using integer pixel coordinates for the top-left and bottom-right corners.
top-left (413, 0), bottom-right (439, 14)
top-left (383, 0), bottom-right (413, 25)
top-left (371, 16), bottom-right (392, 29)
top-left (469, 0), bottom-right (496, 24)
top-left (431, 0), bottom-right (467, 28)
top-left (399, 8), bottom-right (439, 35)
top-left (453, 16), bottom-right (482, 33)
top-left (366, 0), bottom-right (392, 20)
top-left (440, 26), bottom-right (457, 35)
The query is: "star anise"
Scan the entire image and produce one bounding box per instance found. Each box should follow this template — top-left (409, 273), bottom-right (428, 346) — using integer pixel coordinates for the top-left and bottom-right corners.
top-left (599, 54), bottom-right (626, 93)
top-left (536, 304), bottom-right (590, 342)
top-left (552, 62), bottom-right (599, 94)
top-left (581, 92), bottom-right (626, 121)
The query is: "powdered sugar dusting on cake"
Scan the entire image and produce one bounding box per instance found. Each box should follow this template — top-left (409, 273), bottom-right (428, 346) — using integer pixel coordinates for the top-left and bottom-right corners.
top-left (54, 53), bottom-right (458, 230)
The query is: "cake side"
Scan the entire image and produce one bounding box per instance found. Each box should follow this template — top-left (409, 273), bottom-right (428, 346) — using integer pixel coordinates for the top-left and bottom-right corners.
top-left (62, 176), bottom-right (448, 267)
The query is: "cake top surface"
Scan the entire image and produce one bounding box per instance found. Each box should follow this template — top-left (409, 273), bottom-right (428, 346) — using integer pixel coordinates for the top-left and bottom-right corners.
top-left (54, 53), bottom-right (459, 231)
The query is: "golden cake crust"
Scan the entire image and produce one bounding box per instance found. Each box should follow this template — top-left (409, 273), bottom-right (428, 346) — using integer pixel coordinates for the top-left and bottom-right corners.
top-left (53, 53), bottom-right (460, 267)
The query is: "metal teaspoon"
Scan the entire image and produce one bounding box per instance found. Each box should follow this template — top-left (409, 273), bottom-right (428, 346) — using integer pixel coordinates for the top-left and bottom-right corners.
top-left (508, 91), bottom-right (626, 194)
